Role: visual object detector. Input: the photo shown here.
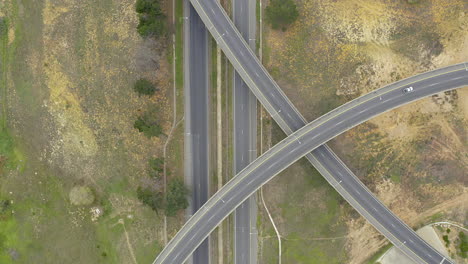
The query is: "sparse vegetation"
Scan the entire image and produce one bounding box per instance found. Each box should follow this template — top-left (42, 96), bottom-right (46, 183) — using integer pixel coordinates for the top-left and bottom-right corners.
top-left (135, 0), bottom-right (166, 38)
top-left (0, 0), bottom-right (176, 262)
top-left (69, 186), bottom-right (95, 206)
top-left (133, 78), bottom-right (157, 96)
top-left (265, 0), bottom-right (298, 31)
top-left (149, 157), bottom-right (164, 179)
top-left (0, 18), bottom-right (7, 36)
top-left (165, 178), bottom-right (189, 217)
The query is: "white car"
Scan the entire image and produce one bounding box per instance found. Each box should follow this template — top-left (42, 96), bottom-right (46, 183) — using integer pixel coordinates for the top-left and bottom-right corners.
top-left (403, 86), bottom-right (414, 93)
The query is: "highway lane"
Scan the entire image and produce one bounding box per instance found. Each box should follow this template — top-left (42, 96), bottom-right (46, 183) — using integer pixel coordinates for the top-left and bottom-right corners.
top-left (184, 2), bottom-right (210, 263)
top-left (178, 0), bottom-right (460, 263)
top-left (153, 65), bottom-right (468, 264)
top-left (232, 0), bottom-right (257, 263)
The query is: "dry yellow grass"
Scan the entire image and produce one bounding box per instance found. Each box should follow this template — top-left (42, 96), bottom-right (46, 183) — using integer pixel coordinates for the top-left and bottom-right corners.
top-left (263, 0), bottom-right (467, 262)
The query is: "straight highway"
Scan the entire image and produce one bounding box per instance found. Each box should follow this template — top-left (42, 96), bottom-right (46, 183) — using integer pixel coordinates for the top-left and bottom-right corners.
top-left (154, 63), bottom-right (467, 264)
top-left (183, 2), bottom-right (210, 263)
top-left (232, 0), bottom-right (258, 263)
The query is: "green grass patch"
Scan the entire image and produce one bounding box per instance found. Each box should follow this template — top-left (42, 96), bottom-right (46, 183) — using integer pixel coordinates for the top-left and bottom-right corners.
top-left (0, 128), bottom-right (25, 172)
top-left (174, 0), bottom-right (183, 93)
top-left (259, 125), bottom-right (348, 263)
top-left (390, 174), bottom-right (401, 183)
top-left (210, 38), bottom-right (217, 90)
top-left (428, 212), bottom-right (445, 222)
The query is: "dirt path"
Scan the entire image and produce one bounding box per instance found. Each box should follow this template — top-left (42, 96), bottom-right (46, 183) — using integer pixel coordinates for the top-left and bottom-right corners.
top-left (411, 192), bottom-right (467, 226)
top-left (118, 219), bottom-right (138, 264)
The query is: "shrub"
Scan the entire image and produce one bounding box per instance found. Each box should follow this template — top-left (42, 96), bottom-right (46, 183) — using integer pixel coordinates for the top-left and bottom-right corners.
top-left (134, 113), bottom-right (163, 138)
top-left (443, 235), bottom-right (450, 245)
top-left (137, 187), bottom-right (164, 213)
top-left (459, 231), bottom-right (467, 258)
top-left (165, 178), bottom-right (188, 217)
top-left (135, 0), bottom-right (166, 38)
top-left (149, 157), bottom-right (164, 179)
top-left (265, 0), bottom-right (298, 31)
top-left (134, 78), bottom-right (157, 96)
top-left (0, 200), bottom-right (10, 213)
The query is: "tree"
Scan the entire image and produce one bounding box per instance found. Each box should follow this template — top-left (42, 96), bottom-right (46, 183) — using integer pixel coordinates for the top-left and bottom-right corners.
top-left (135, 0), bottom-right (166, 38)
top-left (137, 187), bottom-right (165, 213)
top-left (134, 78), bottom-right (157, 96)
top-left (133, 113), bottom-right (163, 138)
top-left (149, 157), bottom-right (164, 179)
top-left (265, 0), bottom-right (299, 31)
top-left (165, 178), bottom-right (188, 217)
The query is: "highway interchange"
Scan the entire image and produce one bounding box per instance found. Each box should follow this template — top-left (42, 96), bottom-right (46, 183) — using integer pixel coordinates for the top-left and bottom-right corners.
top-left (183, 0), bottom-right (464, 263)
top-left (156, 57), bottom-right (467, 263)
top-left (170, 0), bottom-right (467, 263)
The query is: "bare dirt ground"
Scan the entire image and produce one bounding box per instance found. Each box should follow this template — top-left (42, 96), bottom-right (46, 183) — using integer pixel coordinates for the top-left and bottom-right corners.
top-left (262, 0), bottom-right (467, 263)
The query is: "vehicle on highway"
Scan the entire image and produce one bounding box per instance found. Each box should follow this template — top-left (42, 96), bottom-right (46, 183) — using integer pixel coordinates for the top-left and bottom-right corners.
top-left (403, 86), bottom-right (414, 93)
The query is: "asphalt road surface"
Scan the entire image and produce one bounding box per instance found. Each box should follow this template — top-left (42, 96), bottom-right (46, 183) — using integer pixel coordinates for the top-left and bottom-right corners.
top-left (154, 63), bottom-right (467, 264)
top-left (183, 2), bottom-right (210, 263)
top-left (232, 0), bottom-right (258, 263)
top-left (179, 0), bottom-right (462, 263)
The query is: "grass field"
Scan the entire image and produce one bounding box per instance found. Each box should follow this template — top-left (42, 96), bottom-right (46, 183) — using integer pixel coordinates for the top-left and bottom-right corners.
top-left (0, 0), bottom-right (182, 263)
top-left (258, 124), bottom-right (349, 263)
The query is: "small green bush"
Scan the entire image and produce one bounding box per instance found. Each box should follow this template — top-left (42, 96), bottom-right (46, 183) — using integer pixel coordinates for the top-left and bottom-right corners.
top-left (165, 178), bottom-right (188, 217)
top-left (134, 78), bottom-right (157, 96)
top-left (135, 0), bottom-right (166, 38)
top-left (265, 0), bottom-right (299, 31)
top-left (443, 235), bottom-right (450, 245)
top-left (134, 114), bottom-right (163, 138)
